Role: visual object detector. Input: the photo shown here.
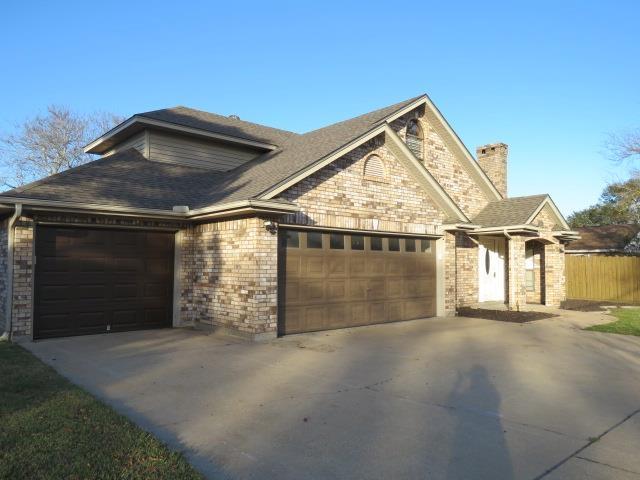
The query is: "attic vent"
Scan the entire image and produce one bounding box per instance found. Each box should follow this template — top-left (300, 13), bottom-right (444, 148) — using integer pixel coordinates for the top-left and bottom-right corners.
top-left (228, 114), bottom-right (240, 120)
top-left (363, 154), bottom-right (385, 179)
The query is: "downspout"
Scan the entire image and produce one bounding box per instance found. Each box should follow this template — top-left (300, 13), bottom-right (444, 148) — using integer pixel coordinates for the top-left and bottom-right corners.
top-left (1, 204), bottom-right (22, 341)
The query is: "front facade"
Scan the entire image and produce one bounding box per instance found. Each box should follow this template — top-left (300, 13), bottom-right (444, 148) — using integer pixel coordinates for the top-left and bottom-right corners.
top-left (0, 95), bottom-right (577, 341)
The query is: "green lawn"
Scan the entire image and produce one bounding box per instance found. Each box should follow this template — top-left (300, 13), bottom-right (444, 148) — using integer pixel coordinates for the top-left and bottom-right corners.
top-left (585, 308), bottom-right (640, 337)
top-left (0, 342), bottom-right (203, 480)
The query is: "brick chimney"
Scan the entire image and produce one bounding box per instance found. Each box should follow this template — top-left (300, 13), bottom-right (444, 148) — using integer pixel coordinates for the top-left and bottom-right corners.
top-left (476, 143), bottom-right (508, 198)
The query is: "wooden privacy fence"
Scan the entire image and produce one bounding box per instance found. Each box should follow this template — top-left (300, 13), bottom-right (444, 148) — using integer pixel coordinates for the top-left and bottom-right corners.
top-left (566, 255), bottom-right (640, 304)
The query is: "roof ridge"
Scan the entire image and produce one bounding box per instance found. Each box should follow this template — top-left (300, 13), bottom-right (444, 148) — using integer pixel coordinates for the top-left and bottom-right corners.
top-left (140, 105), bottom-right (299, 137)
top-left (300, 95), bottom-right (425, 136)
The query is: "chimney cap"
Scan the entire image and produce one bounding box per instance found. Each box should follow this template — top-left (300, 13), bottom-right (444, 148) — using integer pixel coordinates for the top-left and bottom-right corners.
top-left (476, 142), bottom-right (508, 154)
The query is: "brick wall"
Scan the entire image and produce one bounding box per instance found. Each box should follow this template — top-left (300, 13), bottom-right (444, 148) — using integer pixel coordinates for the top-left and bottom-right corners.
top-left (390, 110), bottom-right (491, 218)
top-left (455, 233), bottom-right (479, 307)
top-left (532, 205), bottom-right (566, 307)
top-left (476, 143), bottom-right (508, 198)
top-left (507, 235), bottom-right (527, 309)
top-left (279, 134), bottom-right (444, 234)
top-left (180, 216), bottom-right (278, 337)
top-left (11, 217), bottom-right (34, 336)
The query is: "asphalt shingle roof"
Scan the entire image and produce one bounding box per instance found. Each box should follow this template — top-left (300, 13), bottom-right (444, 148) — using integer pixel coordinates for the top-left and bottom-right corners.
top-left (472, 195), bottom-right (549, 228)
top-left (1, 149), bottom-right (223, 210)
top-left (1, 96), bottom-right (423, 211)
top-left (566, 224), bottom-right (640, 251)
top-left (139, 106), bottom-right (297, 146)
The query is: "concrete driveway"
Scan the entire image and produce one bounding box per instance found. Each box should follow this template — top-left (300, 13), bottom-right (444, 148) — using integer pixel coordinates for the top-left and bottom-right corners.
top-left (23, 310), bottom-right (640, 480)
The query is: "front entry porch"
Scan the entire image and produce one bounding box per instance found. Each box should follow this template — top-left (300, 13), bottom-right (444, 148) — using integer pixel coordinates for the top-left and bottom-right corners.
top-left (473, 232), bottom-right (565, 309)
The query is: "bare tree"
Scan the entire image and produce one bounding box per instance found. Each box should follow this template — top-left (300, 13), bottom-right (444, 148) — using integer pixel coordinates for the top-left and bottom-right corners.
top-left (606, 128), bottom-right (640, 164)
top-left (0, 106), bottom-right (124, 188)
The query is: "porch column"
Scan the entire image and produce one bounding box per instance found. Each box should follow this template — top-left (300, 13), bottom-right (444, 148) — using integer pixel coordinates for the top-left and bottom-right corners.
top-left (544, 242), bottom-right (566, 307)
top-left (507, 235), bottom-right (527, 309)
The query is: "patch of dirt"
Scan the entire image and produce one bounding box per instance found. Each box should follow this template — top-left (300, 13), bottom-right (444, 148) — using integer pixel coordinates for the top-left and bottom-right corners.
top-left (560, 299), bottom-right (629, 312)
top-left (457, 307), bottom-right (558, 323)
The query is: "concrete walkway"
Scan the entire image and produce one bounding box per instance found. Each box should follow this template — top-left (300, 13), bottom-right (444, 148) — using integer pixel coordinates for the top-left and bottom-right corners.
top-left (23, 309), bottom-right (640, 479)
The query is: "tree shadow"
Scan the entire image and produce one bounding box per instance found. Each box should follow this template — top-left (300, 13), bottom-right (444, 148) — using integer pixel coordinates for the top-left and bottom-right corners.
top-left (445, 365), bottom-right (514, 480)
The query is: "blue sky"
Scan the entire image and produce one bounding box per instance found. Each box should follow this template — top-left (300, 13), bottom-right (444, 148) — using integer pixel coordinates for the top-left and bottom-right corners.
top-left (2, 1), bottom-right (638, 216)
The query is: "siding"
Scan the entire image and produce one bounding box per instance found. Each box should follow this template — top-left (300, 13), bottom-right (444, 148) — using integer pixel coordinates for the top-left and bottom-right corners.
top-left (103, 131), bottom-right (147, 157)
top-left (148, 130), bottom-right (261, 171)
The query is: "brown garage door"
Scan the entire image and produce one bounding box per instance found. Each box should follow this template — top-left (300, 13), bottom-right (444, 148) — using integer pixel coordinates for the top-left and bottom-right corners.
top-left (279, 229), bottom-right (437, 335)
top-left (34, 226), bottom-right (175, 339)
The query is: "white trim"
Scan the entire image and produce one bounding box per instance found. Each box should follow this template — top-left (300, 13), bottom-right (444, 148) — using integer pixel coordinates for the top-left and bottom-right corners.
top-left (382, 95), bottom-right (429, 124)
top-left (471, 225), bottom-right (540, 235)
top-left (84, 116), bottom-right (279, 154)
top-left (382, 95), bottom-right (503, 201)
top-left (0, 197), bottom-right (299, 221)
top-left (260, 125), bottom-right (387, 199)
top-left (526, 196), bottom-right (570, 230)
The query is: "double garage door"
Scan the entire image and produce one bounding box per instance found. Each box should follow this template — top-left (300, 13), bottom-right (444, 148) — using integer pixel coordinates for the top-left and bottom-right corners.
top-left (279, 229), bottom-right (437, 335)
top-left (34, 226), bottom-right (175, 339)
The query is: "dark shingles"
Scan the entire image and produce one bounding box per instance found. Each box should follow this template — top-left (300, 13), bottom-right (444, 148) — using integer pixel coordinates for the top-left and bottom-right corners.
top-left (1, 95), bottom-right (425, 211)
top-left (189, 95), bottom-right (425, 207)
top-left (139, 106), bottom-right (297, 146)
top-left (566, 224), bottom-right (640, 251)
top-left (0, 150), bottom-right (227, 210)
top-left (472, 195), bottom-right (549, 227)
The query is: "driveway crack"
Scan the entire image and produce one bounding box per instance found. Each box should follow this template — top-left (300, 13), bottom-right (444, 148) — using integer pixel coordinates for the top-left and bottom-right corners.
top-left (532, 407), bottom-right (640, 479)
top-left (573, 455), bottom-right (640, 476)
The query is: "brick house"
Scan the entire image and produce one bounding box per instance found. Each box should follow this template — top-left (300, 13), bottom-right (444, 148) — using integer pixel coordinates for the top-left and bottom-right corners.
top-left (0, 95), bottom-right (577, 341)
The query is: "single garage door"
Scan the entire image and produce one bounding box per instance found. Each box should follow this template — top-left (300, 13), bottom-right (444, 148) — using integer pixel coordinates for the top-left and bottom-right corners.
top-left (279, 229), bottom-right (436, 335)
top-left (34, 226), bottom-right (175, 339)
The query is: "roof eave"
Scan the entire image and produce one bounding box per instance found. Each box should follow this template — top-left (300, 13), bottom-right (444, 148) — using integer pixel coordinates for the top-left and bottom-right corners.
top-left (84, 116), bottom-right (280, 154)
top-left (0, 196), bottom-right (299, 222)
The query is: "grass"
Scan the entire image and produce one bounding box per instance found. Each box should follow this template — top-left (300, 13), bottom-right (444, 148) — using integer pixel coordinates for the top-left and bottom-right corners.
top-left (0, 342), bottom-right (203, 480)
top-left (585, 308), bottom-right (640, 337)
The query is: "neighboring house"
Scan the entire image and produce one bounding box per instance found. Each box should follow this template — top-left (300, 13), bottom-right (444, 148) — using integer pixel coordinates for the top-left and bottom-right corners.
top-left (565, 224), bottom-right (640, 256)
top-left (0, 94), bottom-right (578, 341)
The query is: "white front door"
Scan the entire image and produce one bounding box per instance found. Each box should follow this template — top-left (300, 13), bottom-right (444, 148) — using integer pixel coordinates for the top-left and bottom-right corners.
top-left (478, 237), bottom-right (506, 302)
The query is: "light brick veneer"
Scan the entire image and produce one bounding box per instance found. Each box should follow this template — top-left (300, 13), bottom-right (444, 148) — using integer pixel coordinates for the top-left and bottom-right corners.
top-left (11, 217), bottom-right (34, 336)
top-left (180, 217), bottom-right (278, 338)
top-left (279, 134), bottom-right (444, 234)
top-left (390, 110), bottom-right (491, 218)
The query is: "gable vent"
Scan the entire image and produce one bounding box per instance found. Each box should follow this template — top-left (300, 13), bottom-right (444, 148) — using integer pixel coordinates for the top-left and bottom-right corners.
top-left (364, 154), bottom-right (385, 179)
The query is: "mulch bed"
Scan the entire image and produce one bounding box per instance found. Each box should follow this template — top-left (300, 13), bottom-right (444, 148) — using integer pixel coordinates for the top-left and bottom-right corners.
top-left (457, 307), bottom-right (558, 323)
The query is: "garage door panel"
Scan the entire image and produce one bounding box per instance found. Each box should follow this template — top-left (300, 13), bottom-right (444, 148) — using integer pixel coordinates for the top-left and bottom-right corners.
top-left (349, 279), bottom-right (367, 300)
top-left (285, 281), bottom-right (301, 303)
top-left (34, 226), bottom-right (174, 339)
top-left (281, 229), bottom-right (437, 334)
top-left (326, 281), bottom-right (346, 301)
top-left (302, 281), bottom-right (325, 302)
top-left (77, 284), bottom-right (108, 301)
top-left (367, 257), bottom-right (385, 275)
top-left (386, 279), bottom-right (403, 298)
top-left (304, 256), bottom-right (325, 277)
top-left (349, 257), bottom-right (366, 276)
top-left (327, 257), bottom-right (347, 276)
top-left (369, 302), bottom-right (387, 323)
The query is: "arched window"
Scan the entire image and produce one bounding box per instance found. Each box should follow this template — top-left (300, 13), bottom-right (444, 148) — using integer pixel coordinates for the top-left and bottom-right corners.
top-left (363, 154), bottom-right (385, 179)
top-left (406, 119), bottom-right (424, 160)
